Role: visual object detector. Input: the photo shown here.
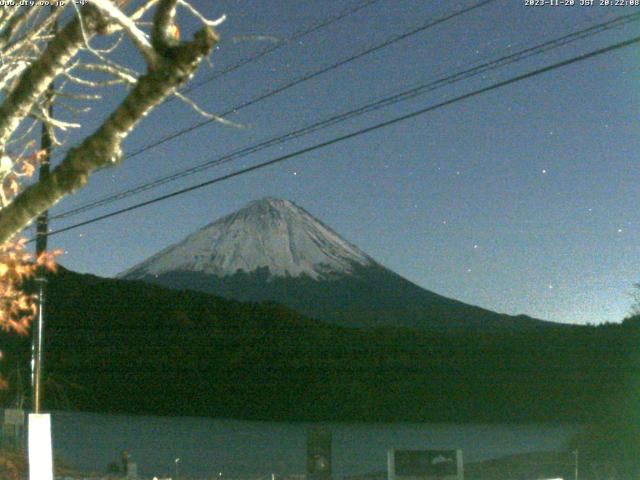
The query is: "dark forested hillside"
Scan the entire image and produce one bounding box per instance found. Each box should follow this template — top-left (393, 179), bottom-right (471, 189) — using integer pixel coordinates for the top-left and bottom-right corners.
top-left (140, 265), bottom-right (562, 332)
top-left (2, 268), bottom-right (638, 424)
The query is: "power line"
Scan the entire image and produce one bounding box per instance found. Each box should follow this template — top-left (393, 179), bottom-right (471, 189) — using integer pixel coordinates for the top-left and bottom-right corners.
top-left (180, 0), bottom-right (384, 96)
top-left (38, 33), bottom-right (640, 241)
top-left (120, 0), bottom-right (500, 161)
top-left (51, 10), bottom-right (640, 221)
top-left (47, 0), bottom-right (385, 166)
top-left (50, 0), bottom-right (499, 216)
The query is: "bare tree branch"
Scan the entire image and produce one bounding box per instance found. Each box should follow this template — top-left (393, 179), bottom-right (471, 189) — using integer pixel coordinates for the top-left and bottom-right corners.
top-left (151, 0), bottom-right (179, 54)
top-left (89, 0), bottom-right (158, 65)
top-left (178, 1), bottom-right (226, 28)
top-left (173, 91), bottom-right (244, 129)
top-left (0, 5), bottom-right (110, 153)
top-left (73, 62), bottom-right (138, 83)
top-left (0, 5), bottom-right (43, 47)
top-left (131, 0), bottom-right (160, 21)
top-left (0, 26), bottom-right (219, 243)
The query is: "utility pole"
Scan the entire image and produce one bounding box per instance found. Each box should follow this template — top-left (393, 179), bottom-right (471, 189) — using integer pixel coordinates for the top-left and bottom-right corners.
top-left (574, 449), bottom-right (579, 480)
top-left (27, 101), bottom-right (54, 479)
top-left (31, 2), bottom-right (57, 416)
top-left (31, 82), bottom-right (53, 414)
top-left (27, 10), bottom-right (56, 480)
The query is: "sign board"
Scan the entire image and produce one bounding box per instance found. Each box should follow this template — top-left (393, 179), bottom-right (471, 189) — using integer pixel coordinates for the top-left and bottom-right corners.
top-left (388, 449), bottom-right (463, 480)
top-left (28, 414), bottom-right (54, 480)
top-left (307, 427), bottom-right (332, 480)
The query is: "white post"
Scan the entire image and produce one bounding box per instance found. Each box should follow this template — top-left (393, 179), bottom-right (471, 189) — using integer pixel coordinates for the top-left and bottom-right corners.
top-left (28, 413), bottom-right (53, 480)
top-left (456, 449), bottom-right (464, 480)
top-left (387, 449), bottom-right (396, 480)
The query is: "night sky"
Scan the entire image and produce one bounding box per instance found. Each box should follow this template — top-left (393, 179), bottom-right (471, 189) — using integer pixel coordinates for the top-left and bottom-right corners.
top-left (37, 0), bottom-right (640, 325)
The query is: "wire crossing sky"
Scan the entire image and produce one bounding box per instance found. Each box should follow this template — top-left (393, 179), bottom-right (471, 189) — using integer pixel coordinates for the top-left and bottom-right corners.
top-left (39, 31), bottom-right (640, 240)
top-left (43, 0), bottom-right (640, 325)
top-left (50, 10), bottom-right (640, 221)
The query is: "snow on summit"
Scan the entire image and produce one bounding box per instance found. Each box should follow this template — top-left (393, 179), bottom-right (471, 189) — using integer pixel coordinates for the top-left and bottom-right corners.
top-left (121, 198), bottom-right (373, 280)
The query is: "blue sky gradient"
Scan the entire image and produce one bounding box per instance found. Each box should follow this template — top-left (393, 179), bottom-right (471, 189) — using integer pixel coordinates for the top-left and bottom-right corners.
top-left (41, 0), bottom-right (640, 324)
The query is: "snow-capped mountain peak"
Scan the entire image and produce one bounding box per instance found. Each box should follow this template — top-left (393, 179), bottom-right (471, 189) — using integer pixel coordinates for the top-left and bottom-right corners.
top-left (120, 197), bottom-right (373, 280)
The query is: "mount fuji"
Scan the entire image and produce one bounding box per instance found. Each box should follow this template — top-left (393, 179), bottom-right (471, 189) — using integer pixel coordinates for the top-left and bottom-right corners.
top-left (120, 197), bottom-right (558, 331)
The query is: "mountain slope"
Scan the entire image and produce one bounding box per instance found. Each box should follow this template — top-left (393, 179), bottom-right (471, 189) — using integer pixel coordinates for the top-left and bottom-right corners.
top-left (121, 197), bottom-right (559, 331)
top-left (140, 265), bottom-right (555, 331)
top-left (120, 197), bottom-right (373, 280)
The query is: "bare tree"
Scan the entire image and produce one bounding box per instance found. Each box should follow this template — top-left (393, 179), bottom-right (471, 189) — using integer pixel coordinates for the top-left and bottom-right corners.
top-left (0, 0), bottom-right (223, 337)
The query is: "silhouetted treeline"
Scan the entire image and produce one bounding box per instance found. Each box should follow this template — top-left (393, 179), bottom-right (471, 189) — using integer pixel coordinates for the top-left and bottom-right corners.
top-left (1, 268), bottom-right (639, 426)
